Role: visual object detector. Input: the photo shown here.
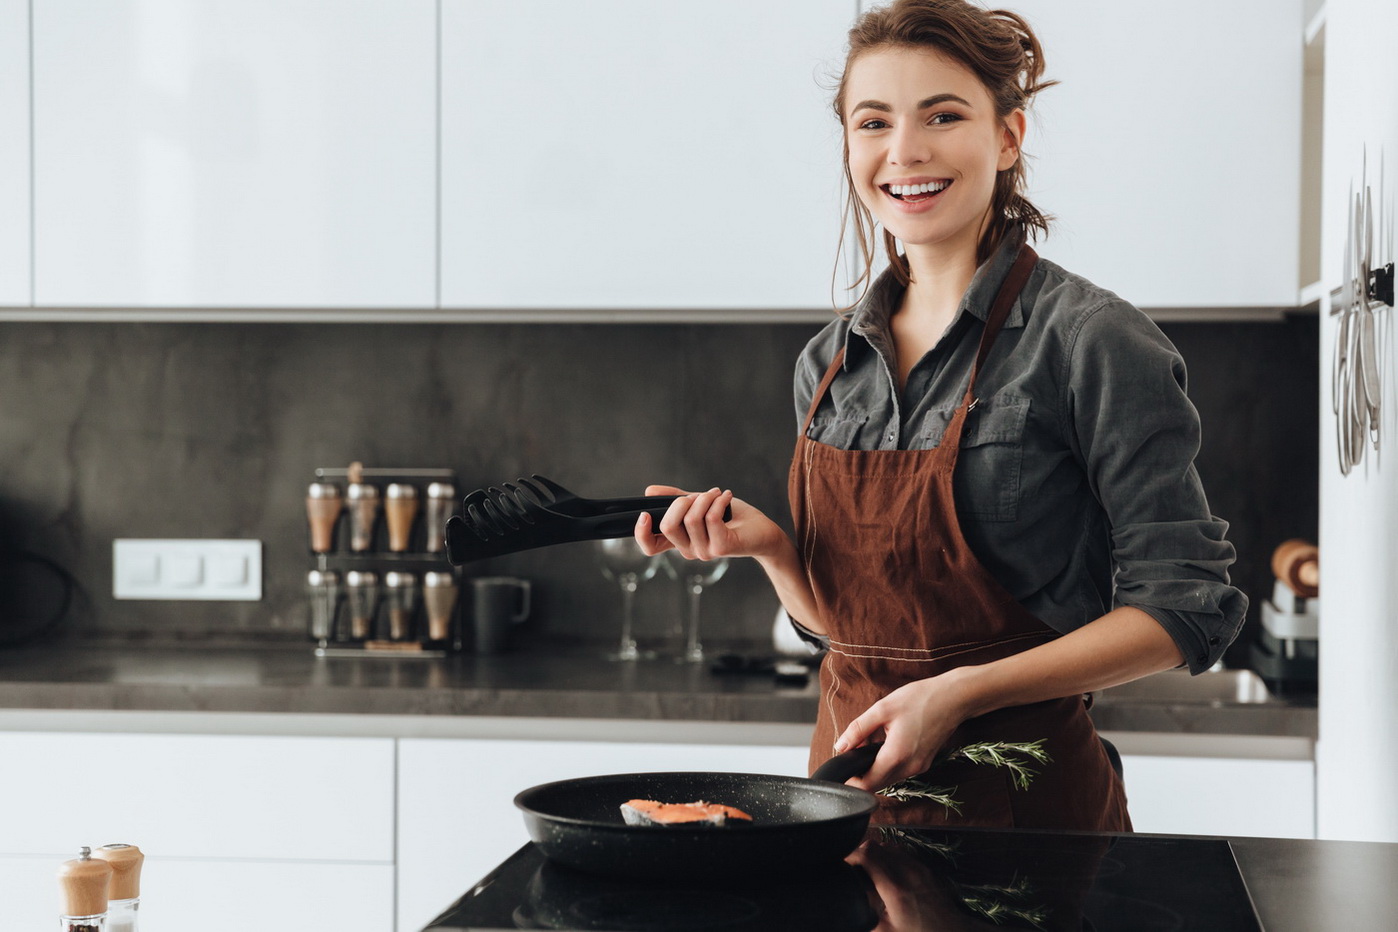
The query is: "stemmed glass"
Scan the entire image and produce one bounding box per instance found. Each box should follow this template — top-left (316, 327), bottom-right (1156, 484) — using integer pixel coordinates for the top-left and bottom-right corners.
top-left (594, 537), bottom-right (664, 661)
top-left (664, 551), bottom-right (730, 663)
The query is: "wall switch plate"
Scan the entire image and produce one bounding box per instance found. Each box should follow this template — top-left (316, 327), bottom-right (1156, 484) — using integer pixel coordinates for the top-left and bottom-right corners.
top-left (114, 539), bottom-right (262, 601)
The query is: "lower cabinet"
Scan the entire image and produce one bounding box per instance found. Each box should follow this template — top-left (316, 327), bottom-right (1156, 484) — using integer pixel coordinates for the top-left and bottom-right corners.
top-left (0, 732), bottom-right (396, 932)
top-left (396, 738), bottom-right (809, 932)
top-left (1118, 753), bottom-right (1316, 839)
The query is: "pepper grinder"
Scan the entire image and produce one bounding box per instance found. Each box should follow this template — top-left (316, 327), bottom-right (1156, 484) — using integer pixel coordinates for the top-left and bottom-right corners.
top-left (57, 846), bottom-right (112, 932)
top-left (306, 569), bottom-right (343, 647)
top-left (423, 571), bottom-right (458, 645)
top-left (424, 482), bottom-right (456, 554)
top-left (305, 482), bottom-right (343, 553)
top-left (383, 571), bottom-right (418, 641)
top-left (345, 462), bottom-right (381, 553)
top-left (345, 570), bottom-right (380, 641)
top-left (384, 483), bottom-right (420, 552)
top-left (91, 844), bottom-right (142, 932)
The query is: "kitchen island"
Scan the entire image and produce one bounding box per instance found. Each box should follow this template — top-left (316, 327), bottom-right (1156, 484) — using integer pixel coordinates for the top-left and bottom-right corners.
top-left (0, 636), bottom-right (1320, 932)
top-left (424, 828), bottom-right (1398, 931)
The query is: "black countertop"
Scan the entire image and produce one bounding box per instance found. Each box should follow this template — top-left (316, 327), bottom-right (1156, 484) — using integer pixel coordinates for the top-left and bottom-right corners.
top-left (0, 637), bottom-right (1316, 736)
top-left (425, 828), bottom-right (1398, 932)
top-left (424, 827), bottom-right (1398, 927)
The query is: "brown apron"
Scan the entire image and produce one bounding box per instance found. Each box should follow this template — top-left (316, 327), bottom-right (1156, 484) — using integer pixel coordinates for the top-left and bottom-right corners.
top-left (788, 242), bottom-right (1131, 832)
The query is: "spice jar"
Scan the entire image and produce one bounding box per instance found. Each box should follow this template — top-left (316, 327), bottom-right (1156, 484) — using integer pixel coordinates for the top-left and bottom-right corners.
top-left (57, 846), bottom-right (112, 932)
top-left (92, 844), bottom-right (142, 932)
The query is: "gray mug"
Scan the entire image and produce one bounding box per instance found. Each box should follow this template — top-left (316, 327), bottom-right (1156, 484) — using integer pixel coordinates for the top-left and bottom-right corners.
top-left (470, 577), bottom-right (531, 654)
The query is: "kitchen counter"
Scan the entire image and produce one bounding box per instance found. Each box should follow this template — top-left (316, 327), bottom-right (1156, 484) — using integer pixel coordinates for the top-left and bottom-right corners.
top-left (426, 829), bottom-right (1398, 931)
top-left (0, 637), bottom-right (1316, 738)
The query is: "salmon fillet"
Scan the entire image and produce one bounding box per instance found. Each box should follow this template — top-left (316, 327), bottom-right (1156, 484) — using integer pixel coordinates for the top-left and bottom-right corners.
top-left (620, 799), bottom-right (754, 827)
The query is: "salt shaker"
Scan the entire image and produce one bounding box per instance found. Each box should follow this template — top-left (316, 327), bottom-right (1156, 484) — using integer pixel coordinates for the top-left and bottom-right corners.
top-left (305, 482), bottom-right (343, 553)
top-left (384, 483), bottom-right (420, 552)
top-left (91, 844), bottom-right (142, 932)
top-left (57, 846), bottom-right (112, 932)
top-left (345, 462), bottom-right (381, 553)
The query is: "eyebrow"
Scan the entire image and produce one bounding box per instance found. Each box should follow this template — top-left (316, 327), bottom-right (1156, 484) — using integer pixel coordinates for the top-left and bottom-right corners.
top-left (849, 93), bottom-right (973, 116)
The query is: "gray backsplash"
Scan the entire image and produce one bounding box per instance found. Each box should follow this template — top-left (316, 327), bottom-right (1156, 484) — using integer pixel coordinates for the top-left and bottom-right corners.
top-left (0, 313), bottom-right (1316, 665)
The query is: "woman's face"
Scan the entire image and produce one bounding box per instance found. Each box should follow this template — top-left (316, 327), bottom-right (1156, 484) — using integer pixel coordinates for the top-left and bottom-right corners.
top-left (843, 46), bottom-right (1023, 252)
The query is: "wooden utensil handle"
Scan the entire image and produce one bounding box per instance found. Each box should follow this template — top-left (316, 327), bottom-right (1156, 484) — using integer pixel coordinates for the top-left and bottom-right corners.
top-left (1271, 539), bottom-right (1319, 599)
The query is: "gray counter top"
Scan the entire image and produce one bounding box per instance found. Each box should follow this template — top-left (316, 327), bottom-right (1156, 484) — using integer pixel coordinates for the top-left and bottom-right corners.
top-left (0, 638), bottom-right (1316, 738)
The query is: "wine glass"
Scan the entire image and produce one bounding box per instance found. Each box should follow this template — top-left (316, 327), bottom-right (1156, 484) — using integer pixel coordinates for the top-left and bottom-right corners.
top-left (594, 537), bottom-right (664, 661)
top-left (664, 551), bottom-right (730, 663)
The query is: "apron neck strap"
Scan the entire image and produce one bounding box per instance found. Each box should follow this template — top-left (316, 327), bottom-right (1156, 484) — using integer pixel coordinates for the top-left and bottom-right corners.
top-left (798, 242), bottom-right (1039, 439)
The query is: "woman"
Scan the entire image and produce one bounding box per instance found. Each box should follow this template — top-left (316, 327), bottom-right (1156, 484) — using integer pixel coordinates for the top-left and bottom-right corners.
top-left (635, 0), bottom-right (1247, 832)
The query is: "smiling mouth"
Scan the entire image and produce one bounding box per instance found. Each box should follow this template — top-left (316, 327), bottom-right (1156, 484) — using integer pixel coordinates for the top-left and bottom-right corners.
top-left (881, 180), bottom-right (953, 202)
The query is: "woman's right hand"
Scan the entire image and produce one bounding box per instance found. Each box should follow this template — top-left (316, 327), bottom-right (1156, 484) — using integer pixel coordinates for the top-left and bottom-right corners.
top-left (634, 485), bottom-right (785, 562)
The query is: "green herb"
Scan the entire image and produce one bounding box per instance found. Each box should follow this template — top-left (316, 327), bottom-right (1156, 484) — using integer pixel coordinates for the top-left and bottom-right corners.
top-left (877, 826), bottom-right (962, 862)
top-left (876, 739), bottom-right (1051, 811)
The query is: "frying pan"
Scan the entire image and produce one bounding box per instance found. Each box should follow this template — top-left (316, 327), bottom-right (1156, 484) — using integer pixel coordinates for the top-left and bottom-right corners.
top-left (514, 743), bottom-right (883, 882)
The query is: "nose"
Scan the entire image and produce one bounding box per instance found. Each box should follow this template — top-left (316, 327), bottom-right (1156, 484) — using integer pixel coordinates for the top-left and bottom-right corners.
top-left (887, 121), bottom-right (932, 168)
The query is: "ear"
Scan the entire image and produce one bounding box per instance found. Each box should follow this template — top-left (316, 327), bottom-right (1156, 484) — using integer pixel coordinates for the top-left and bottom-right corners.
top-left (999, 108), bottom-right (1027, 172)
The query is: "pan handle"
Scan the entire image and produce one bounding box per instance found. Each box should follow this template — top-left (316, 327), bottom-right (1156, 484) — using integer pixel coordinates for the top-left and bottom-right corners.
top-left (810, 741), bottom-right (883, 784)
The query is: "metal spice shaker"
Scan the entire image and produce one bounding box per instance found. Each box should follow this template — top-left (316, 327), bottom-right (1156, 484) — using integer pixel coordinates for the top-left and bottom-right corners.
top-left (384, 483), bottom-right (420, 552)
top-left (91, 844), bottom-right (142, 932)
top-left (345, 570), bottom-right (380, 641)
top-left (423, 482), bottom-right (456, 554)
top-left (383, 571), bottom-right (418, 641)
top-left (422, 571), bottom-right (458, 644)
top-left (57, 846), bottom-right (112, 932)
top-left (305, 482), bottom-right (343, 553)
top-left (345, 462), bottom-right (381, 553)
top-left (306, 569), bottom-right (342, 646)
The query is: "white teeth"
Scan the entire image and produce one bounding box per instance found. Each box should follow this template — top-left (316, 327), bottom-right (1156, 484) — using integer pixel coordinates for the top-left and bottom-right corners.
top-left (889, 180), bottom-right (949, 196)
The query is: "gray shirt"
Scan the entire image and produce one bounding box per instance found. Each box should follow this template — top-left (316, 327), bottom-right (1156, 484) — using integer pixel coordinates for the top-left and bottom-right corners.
top-left (791, 221), bottom-right (1248, 674)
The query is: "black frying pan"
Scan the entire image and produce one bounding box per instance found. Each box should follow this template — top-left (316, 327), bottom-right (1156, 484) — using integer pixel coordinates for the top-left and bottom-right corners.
top-left (513, 743), bottom-right (883, 882)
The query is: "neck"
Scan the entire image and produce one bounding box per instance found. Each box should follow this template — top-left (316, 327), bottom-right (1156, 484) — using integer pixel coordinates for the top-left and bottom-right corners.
top-left (897, 213), bottom-right (998, 323)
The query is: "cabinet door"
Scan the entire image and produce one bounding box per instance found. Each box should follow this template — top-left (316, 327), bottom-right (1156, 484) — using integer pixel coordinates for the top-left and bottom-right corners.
top-left (440, 0), bottom-right (854, 312)
top-left (0, 856), bottom-right (394, 932)
top-left (0, 732), bottom-right (396, 861)
top-left (33, 0), bottom-right (435, 308)
top-left (1004, 0), bottom-right (1302, 309)
top-left (1120, 755), bottom-right (1315, 839)
top-left (397, 738), bottom-right (809, 932)
top-left (0, 0), bottom-right (28, 306)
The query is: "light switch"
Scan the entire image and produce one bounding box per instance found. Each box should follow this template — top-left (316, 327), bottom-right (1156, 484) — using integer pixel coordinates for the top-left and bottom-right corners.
top-left (114, 540), bottom-right (261, 601)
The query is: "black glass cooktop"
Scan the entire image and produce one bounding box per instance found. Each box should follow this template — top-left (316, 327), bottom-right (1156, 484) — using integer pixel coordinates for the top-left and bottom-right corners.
top-left (423, 826), bottom-right (1262, 931)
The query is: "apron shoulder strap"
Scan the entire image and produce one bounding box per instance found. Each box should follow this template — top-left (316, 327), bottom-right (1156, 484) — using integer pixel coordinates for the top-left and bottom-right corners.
top-left (799, 347), bottom-right (846, 438)
top-left (964, 244), bottom-right (1039, 405)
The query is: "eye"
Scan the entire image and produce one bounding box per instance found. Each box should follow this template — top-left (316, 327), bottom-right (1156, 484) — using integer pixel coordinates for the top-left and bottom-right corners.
top-left (856, 113), bottom-right (961, 130)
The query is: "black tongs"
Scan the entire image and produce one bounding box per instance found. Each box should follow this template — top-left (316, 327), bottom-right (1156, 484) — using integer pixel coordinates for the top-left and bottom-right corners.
top-left (442, 474), bottom-right (731, 566)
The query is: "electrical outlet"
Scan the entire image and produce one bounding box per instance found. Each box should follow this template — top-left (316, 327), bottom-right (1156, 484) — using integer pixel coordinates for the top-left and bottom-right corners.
top-left (113, 539), bottom-right (262, 601)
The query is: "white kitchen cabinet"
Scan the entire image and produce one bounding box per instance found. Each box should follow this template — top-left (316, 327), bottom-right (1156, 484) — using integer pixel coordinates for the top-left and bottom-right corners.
top-left (1120, 754), bottom-right (1315, 839)
top-left (972, 0), bottom-right (1305, 311)
top-left (397, 737), bottom-right (809, 932)
top-left (439, 0), bottom-right (855, 313)
top-left (0, 0), bottom-right (28, 306)
top-left (32, 0), bottom-right (436, 309)
top-left (0, 856), bottom-right (393, 932)
top-left (0, 732), bottom-right (396, 931)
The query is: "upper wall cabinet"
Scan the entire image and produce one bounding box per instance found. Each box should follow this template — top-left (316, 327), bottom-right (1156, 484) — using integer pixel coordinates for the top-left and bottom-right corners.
top-left (1004, 0), bottom-right (1303, 310)
top-left (0, 0), bottom-right (28, 307)
top-left (439, 0), bottom-right (856, 313)
top-left (32, 0), bottom-right (436, 309)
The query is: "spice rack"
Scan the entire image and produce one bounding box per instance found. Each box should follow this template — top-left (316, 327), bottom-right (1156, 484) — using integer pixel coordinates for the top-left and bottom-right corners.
top-left (306, 464), bottom-right (463, 658)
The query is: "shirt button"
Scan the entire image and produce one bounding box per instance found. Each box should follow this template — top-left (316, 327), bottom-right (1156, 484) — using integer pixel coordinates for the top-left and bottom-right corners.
top-left (1196, 653), bottom-right (1208, 665)
top-left (1208, 636), bottom-right (1220, 646)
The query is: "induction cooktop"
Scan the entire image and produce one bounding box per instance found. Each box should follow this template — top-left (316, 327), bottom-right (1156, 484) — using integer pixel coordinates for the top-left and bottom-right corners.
top-left (423, 825), bottom-right (1263, 931)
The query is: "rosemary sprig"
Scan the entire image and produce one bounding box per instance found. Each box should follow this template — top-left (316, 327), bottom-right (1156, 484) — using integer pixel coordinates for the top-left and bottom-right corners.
top-left (959, 893), bottom-right (1050, 929)
top-left (942, 739), bottom-right (1051, 791)
top-left (876, 826), bottom-right (962, 863)
top-left (877, 778), bottom-right (963, 813)
top-left (876, 739), bottom-right (1052, 810)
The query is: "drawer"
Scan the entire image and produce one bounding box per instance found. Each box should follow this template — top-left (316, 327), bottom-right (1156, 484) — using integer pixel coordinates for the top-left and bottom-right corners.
top-left (0, 732), bottom-right (395, 861)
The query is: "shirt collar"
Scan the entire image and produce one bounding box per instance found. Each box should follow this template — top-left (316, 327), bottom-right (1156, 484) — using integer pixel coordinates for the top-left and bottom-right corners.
top-left (842, 221), bottom-right (1029, 371)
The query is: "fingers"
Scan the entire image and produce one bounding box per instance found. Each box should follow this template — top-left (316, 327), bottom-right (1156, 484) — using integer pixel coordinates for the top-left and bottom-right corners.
top-left (632, 511), bottom-right (672, 556)
top-left (659, 486), bottom-right (725, 560)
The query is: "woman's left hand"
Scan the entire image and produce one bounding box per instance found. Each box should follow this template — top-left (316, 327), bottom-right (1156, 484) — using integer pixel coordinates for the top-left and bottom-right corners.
top-left (832, 671), bottom-right (976, 794)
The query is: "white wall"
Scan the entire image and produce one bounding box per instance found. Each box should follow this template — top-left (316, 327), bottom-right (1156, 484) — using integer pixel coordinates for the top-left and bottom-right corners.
top-left (1316, 0), bottom-right (1398, 842)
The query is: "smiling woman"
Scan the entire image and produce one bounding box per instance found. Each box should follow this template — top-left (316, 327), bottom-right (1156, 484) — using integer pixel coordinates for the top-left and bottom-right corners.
top-left (636, 0), bottom-right (1247, 837)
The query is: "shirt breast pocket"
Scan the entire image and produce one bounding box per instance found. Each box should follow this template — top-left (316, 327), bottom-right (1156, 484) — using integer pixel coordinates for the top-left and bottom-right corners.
top-left (807, 414), bottom-right (869, 450)
top-left (927, 395), bottom-right (1031, 522)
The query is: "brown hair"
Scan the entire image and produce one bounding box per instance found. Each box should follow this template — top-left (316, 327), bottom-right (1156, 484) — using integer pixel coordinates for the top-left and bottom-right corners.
top-left (827, 0), bottom-right (1059, 312)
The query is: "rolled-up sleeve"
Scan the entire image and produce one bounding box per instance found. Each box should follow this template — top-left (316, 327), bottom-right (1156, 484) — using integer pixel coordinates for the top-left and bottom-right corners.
top-left (1062, 300), bottom-right (1249, 674)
